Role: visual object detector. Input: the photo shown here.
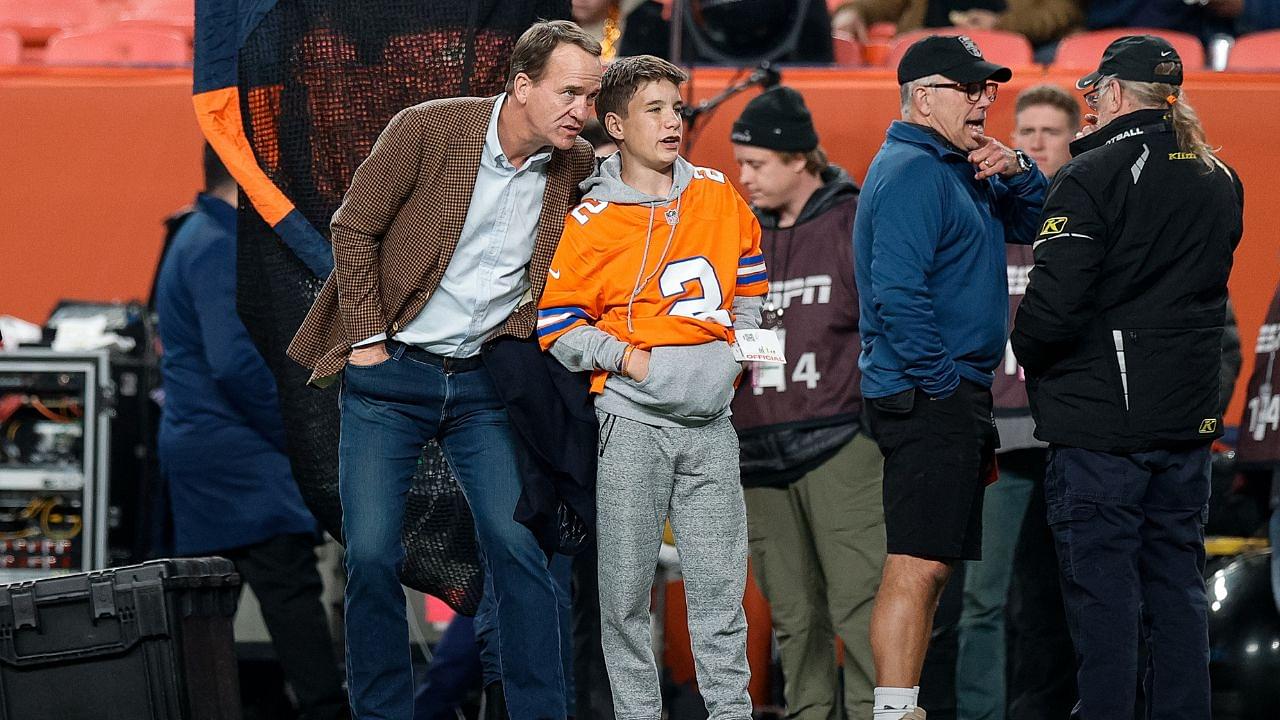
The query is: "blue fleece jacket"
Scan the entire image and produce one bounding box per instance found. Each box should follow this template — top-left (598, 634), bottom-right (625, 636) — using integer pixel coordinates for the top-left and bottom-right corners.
top-left (156, 194), bottom-right (318, 554)
top-left (854, 121), bottom-right (1048, 399)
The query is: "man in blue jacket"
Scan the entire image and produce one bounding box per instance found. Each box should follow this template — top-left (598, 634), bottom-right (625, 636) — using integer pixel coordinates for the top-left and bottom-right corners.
top-left (852, 35), bottom-right (1048, 720)
top-left (156, 145), bottom-right (346, 720)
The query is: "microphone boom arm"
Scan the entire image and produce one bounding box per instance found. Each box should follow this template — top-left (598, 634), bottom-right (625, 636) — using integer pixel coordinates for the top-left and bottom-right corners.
top-left (682, 62), bottom-right (781, 131)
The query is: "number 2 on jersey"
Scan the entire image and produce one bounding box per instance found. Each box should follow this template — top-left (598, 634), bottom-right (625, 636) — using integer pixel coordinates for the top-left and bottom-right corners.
top-left (660, 257), bottom-right (730, 325)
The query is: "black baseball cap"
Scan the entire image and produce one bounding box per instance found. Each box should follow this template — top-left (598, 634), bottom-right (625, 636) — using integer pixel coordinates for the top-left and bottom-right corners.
top-left (1076, 35), bottom-right (1184, 90)
top-left (897, 35), bottom-right (1012, 85)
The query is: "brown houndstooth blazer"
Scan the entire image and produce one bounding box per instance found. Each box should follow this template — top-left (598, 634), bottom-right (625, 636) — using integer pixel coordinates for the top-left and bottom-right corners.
top-left (287, 96), bottom-right (596, 385)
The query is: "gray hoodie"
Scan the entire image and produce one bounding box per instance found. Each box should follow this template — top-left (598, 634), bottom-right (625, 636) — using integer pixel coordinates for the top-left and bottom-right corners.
top-left (548, 153), bottom-right (763, 428)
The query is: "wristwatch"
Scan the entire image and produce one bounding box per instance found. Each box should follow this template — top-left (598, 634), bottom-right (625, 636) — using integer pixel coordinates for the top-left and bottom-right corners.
top-left (1013, 149), bottom-right (1034, 175)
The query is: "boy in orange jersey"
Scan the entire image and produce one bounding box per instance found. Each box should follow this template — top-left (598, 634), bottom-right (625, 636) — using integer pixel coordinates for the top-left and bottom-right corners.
top-left (537, 55), bottom-right (767, 720)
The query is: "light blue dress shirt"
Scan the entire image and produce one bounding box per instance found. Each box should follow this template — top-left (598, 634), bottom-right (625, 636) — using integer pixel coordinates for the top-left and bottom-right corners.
top-left (362, 94), bottom-right (552, 357)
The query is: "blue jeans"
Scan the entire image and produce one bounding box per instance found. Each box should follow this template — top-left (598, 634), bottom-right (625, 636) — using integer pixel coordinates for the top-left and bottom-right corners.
top-left (1045, 444), bottom-right (1211, 720)
top-left (339, 343), bottom-right (566, 720)
top-left (957, 457), bottom-right (1036, 720)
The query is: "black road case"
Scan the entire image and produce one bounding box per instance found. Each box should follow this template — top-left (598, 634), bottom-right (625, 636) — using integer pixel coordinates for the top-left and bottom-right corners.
top-left (0, 558), bottom-right (241, 720)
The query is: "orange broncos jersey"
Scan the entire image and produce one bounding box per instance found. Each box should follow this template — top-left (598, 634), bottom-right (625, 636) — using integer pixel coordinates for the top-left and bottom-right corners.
top-left (537, 166), bottom-right (768, 392)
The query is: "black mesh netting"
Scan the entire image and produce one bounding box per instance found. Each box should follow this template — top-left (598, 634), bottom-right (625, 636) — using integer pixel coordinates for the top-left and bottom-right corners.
top-left (234, 0), bottom-right (571, 614)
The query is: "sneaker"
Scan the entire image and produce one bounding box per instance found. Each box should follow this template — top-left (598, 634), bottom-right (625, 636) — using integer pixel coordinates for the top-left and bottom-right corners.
top-left (874, 704), bottom-right (926, 720)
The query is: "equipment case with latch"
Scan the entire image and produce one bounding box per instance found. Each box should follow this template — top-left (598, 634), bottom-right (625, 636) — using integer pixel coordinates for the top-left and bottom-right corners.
top-left (0, 557), bottom-right (241, 720)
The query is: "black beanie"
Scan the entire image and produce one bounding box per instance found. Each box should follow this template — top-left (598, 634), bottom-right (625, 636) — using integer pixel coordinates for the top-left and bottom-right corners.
top-left (730, 86), bottom-right (819, 152)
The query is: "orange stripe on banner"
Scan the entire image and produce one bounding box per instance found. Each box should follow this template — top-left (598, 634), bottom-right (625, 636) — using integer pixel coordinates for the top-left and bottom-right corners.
top-left (193, 86), bottom-right (294, 226)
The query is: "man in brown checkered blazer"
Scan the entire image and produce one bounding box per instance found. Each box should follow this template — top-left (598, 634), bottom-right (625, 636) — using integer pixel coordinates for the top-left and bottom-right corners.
top-left (287, 21), bottom-right (602, 720)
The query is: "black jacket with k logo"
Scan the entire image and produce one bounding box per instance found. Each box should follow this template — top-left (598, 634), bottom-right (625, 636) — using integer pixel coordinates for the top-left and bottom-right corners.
top-left (1011, 109), bottom-right (1244, 452)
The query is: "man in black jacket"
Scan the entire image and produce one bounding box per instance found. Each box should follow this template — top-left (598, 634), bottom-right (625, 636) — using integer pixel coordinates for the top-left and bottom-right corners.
top-left (1011, 35), bottom-right (1244, 720)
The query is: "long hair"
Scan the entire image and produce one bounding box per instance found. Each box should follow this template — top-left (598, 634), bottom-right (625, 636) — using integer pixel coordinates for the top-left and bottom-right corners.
top-left (1110, 74), bottom-right (1221, 173)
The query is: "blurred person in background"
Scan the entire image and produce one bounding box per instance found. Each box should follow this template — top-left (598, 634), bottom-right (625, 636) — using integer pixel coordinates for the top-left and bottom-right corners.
top-left (1085, 0), bottom-right (1280, 43)
top-left (956, 84), bottom-right (1078, 720)
top-left (563, 117), bottom-right (619, 720)
top-left (620, 0), bottom-right (835, 64)
top-left (832, 0), bottom-right (1082, 57)
top-left (1198, 0), bottom-right (1280, 34)
top-left (730, 85), bottom-right (885, 720)
top-left (155, 144), bottom-right (347, 720)
top-left (573, 0), bottom-right (646, 61)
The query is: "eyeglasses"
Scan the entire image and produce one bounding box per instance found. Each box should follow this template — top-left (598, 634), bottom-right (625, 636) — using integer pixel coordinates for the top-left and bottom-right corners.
top-left (1083, 81), bottom-right (1113, 110)
top-left (925, 81), bottom-right (998, 103)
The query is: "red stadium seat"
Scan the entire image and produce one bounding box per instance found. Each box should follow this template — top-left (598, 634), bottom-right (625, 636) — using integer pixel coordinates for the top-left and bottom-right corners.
top-left (0, 28), bottom-right (20, 64)
top-left (0, 0), bottom-right (112, 45)
top-left (118, 0), bottom-right (193, 39)
top-left (44, 25), bottom-right (191, 66)
top-left (869, 22), bottom-right (897, 41)
top-left (887, 28), bottom-right (1035, 69)
top-left (832, 35), bottom-right (865, 67)
top-left (1054, 28), bottom-right (1205, 71)
top-left (1228, 30), bottom-right (1280, 71)
top-left (860, 23), bottom-right (897, 65)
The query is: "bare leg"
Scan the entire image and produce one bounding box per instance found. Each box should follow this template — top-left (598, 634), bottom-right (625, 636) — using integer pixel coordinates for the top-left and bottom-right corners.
top-left (871, 553), bottom-right (953, 687)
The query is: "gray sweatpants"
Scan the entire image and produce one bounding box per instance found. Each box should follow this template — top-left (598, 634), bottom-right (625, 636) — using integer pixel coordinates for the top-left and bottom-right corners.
top-left (595, 411), bottom-right (752, 720)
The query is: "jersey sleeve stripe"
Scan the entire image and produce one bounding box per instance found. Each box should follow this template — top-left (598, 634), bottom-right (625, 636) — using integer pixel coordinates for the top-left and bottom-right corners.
top-left (537, 312), bottom-right (576, 328)
top-left (736, 262), bottom-right (766, 276)
top-left (537, 306), bottom-right (590, 322)
top-left (738, 254), bottom-right (765, 266)
top-left (737, 271), bottom-right (768, 285)
top-left (536, 316), bottom-right (587, 338)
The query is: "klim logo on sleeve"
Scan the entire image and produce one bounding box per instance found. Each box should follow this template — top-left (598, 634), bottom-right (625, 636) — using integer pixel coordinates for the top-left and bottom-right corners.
top-left (1040, 217), bottom-right (1067, 235)
top-left (1199, 418), bottom-right (1218, 434)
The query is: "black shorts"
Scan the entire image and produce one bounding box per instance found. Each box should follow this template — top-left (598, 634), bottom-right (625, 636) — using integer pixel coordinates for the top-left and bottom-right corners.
top-left (865, 379), bottom-right (998, 561)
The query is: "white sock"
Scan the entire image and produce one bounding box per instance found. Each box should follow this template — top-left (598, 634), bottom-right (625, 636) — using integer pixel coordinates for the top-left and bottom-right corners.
top-left (873, 686), bottom-right (918, 718)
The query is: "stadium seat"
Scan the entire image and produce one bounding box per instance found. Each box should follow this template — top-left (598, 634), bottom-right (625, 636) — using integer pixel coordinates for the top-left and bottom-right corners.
top-left (119, 0), bottom-right (194, 38)
top-left (1228, 30), bottom-right (1280, 71)
top-left (44, 25), bottom-right (191, 66)
top-left (887, 28), bottom-right (1035, 68)
top-left (1054, 28), bottom-right (1205, 71)
top-left (869, 22), bottom-right (897, 41)
top-left (0, 28), bottom-right (20, 65)
top-left (859, 22), bottom-right (897, 65)
top-left (832, 35), bottom-right (865, 66)
top-left (0, 0), bottom-right (111, 44)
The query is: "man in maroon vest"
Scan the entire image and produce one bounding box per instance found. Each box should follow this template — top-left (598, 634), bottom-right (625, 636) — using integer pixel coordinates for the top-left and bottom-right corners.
top-left (729, 86), bottom-right (885, 720)
top-left (1236, 278), bottom-right (1280, 612)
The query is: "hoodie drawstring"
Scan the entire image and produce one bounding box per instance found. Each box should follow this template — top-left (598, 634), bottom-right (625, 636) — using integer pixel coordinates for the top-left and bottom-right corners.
top-left (625, 193), bottom-right (682, 333)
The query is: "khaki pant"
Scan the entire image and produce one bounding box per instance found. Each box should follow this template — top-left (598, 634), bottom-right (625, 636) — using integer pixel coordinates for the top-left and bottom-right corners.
top-left (745, 432), bottom-right (886, 720)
